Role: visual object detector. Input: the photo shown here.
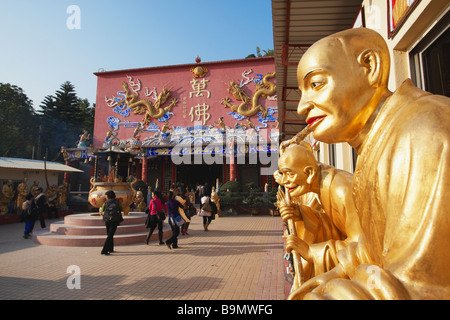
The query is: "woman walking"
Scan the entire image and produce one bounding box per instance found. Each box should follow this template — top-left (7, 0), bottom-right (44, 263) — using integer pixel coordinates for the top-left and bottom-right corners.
top-left (165, 191), bottom-right (190, 249)
top-left (200, 195), bottom-right (217, 231)
top-left (145, 191), bottom-right (167, 245)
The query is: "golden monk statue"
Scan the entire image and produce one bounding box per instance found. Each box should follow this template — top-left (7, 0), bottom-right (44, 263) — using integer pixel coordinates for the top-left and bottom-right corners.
top-left (284, 27), bottom-right (450, 300)
top-left (30, 181), bottom-right (40, 197)
top-left (57, 182), bottom-right (69, 208)
top-left (134, 190), bottom-right (146, 212)
top-left (0, 180), bottom-right (14, 215)
top-left (275, 141), bottom-right (362, 293)
top-left (16, 178), bottom-right (28, 211)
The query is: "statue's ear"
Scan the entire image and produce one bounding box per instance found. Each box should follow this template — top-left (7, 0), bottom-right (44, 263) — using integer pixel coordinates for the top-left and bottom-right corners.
top-left (304, 166), bottom-right (316, 185)
top-left (357, 49), bottom-right (382, 87)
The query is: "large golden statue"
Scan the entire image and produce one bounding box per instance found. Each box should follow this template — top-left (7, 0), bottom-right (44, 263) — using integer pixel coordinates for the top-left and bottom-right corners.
top-left (278, 27), bottom-right (450, 300)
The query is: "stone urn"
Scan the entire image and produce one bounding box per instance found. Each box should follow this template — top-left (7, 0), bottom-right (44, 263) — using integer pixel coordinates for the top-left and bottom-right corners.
top-left (88, 181), bottom-right (136, 215)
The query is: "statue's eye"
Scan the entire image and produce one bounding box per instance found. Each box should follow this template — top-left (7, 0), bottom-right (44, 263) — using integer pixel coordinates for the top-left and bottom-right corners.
top-left (311, 82), bottom-right (322, 88)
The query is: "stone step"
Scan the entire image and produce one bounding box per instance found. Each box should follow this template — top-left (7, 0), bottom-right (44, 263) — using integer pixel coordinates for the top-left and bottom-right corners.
top-left (33, 212), bottom-right (172, 247)
top-left (50, 221), bottom-right (149, 235)
top-left (63, 212), bottom-right (147, 226)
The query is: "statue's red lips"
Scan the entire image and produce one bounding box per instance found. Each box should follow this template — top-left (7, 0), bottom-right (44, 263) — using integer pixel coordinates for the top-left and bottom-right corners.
top-left (307, 116), bottom-right (325, 126)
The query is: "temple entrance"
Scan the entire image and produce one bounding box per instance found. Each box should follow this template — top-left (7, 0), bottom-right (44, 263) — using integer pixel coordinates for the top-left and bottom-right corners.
top-left (176, 164), bottom-right (223, 192)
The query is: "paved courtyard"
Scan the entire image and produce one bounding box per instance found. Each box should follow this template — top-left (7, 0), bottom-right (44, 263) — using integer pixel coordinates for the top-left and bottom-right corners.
top-left (0, 214), bottom-right (285, 301)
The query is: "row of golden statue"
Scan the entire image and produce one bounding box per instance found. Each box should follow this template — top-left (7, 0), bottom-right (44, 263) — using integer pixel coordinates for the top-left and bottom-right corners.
top-left (0, 179), bottom-right (68, 215)
top-left (274, 28), bottom-right (450, 300)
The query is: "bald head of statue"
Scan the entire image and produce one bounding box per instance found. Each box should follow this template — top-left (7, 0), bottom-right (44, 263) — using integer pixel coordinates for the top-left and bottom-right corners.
top-left (296, 28), bottom-right (392, 145)
top-left (277, 142), bottom-right (320, 199)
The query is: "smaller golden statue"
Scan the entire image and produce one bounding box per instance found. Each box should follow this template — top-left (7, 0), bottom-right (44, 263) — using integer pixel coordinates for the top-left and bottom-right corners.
top-left (16, 178), bottom-right (28, 211)
top-left (0, 180), bottom-right (14, 215)
top-left (57, 182), bottom-right (69, 208)
top-left (275, 141), bottom-right (362, 293)
top-left (134, 191), bottom-right (146, 212)
top-left (30, 181), bottom-right (40, 197)
top-left (211, 186), bottom-right (221, 217)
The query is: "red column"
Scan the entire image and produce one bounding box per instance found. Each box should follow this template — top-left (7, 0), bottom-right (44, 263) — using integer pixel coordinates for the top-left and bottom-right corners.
top-left (171, 162), bottom-right (176, 185)
top-left (141, 158), bottom-right (148, 184)
top-left (229, 155), bottom-right (237, 181)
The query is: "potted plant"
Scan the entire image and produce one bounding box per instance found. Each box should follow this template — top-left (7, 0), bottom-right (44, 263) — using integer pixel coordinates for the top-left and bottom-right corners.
top-left (218, 181), bottom-right (244, 215)
top-left (242, 182), bottom-right (266, 215)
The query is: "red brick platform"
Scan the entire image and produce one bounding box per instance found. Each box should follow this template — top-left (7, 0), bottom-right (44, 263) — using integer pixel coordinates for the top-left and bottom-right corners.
top-left (33, 212), bottom-right (170, 247)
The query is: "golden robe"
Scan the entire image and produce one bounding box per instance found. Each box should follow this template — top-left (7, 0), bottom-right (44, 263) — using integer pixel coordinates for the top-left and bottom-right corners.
top-left (298, 79), bottom-right (450, 300)
top-left (349, 79), bottom-right (450, 299)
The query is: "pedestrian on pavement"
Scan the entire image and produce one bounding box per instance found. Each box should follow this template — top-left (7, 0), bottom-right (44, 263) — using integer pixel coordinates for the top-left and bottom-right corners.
top-left (100, 190), bottom-right (124, 255)
top-left (145, 190), bottom-right (167, 245)
top-left (180, 191), bottom-right (196, 235)
top-left (34, 187), bottom-right (47, 228)
top-left (165, 191), bottom-right (190, 249)
top-left (200, 195), bottom-right (217, 231)
top-left (22, 193), bottom-right (37, 239)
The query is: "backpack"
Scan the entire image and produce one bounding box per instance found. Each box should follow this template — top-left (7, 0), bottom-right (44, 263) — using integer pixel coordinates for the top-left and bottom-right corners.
top-left (103, 199), bottom-right (123, 223)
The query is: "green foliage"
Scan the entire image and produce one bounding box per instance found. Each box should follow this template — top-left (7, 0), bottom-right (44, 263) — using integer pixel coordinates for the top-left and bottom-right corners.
top-left (0, 81), bottom-right (94, 160)
top-left (243, 182), bottom-right (264, 207)
top-left (245, 46), bottom-right (274, 59)
top-left (38, 81), bottom-right (95, 160)
top-left (0, 83), bottom-right (39, 158)
top-left (220, 180), bottom-right (242, 193)
top-left (218, 181), bottom-right (243, 207)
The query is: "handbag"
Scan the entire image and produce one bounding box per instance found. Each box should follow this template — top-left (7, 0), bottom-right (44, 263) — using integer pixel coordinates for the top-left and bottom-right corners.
top-left (202, 200), bottom-right (212, 212)
top-left (145, 214), bottom-right (151, 228)
top-left (157, 210), bottom-right (166, 222)
top-left (198, 209), bottom-right (211, 217)
top-left (172, 215), bottom-right (185, 227)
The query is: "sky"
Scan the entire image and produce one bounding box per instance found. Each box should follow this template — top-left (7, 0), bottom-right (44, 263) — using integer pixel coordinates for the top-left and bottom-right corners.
top-left (0, 0), bottom-right (274, 111)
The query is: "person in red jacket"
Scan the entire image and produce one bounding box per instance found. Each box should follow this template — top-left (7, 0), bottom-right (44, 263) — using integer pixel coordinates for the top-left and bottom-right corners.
top-left (145, 191), bottom-right (168, 245)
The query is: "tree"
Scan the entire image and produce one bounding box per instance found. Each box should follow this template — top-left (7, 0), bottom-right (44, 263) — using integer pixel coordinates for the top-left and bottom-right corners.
top-left (245, 46), bottom-right (274, 59)
top-left (38, 81), bottom-right (95, 160)
top-left (0, 83), bottom-right (39, 158)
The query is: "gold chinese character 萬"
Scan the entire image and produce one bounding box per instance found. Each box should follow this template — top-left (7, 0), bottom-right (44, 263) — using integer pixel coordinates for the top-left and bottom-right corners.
top-left (189, 78), bottom-right (210, 98)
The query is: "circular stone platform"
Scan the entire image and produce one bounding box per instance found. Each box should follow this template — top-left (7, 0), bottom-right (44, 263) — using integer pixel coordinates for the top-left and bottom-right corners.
top-left (33, 212), bottom-right (171, 247)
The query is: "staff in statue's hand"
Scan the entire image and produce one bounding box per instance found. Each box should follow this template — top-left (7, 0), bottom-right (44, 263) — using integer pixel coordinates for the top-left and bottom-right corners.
top-left (276, 186), bottom-right (309, 286)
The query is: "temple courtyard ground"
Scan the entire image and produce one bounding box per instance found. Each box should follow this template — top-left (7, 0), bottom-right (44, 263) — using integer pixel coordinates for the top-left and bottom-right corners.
top-left (0, 214), bottom-right (285, 301)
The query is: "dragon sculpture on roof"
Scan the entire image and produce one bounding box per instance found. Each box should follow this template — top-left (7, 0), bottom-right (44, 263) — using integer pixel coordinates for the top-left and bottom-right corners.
top-left (116, 82), bottom-right (178, 125)
top-left (221, 71), bottom-right (276, 118)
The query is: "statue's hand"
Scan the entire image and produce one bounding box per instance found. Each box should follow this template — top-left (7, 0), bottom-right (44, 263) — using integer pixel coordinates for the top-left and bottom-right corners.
top-left (285, 234), bottom-right (311, 262)
top-left (279, 204), bottom-right (301, 222)
top-left (276, 187), bottom-right (301, 222)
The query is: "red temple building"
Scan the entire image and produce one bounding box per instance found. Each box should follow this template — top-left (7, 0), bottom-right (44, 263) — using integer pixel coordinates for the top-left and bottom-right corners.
top-left (63, 56), bottom-right (278, 194)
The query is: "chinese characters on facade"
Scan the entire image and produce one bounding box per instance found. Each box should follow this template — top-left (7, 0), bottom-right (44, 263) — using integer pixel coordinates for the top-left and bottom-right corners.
top-left (188, 77), bottom-right (211, 125)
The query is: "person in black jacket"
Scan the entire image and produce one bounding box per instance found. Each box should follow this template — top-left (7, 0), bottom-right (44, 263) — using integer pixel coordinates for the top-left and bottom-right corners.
top-left (34, 187), bottom-right (47, 228)
top-left (100, 190), bottom-right (123, 255)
